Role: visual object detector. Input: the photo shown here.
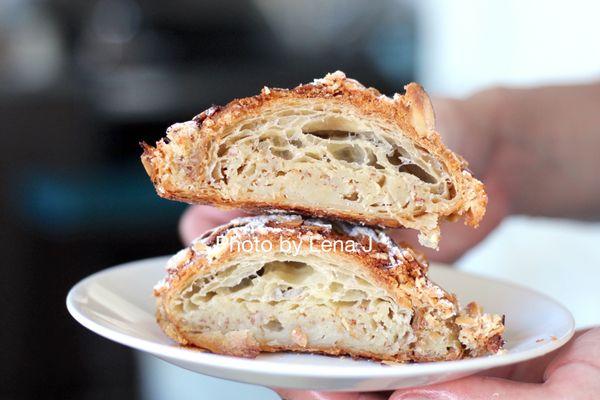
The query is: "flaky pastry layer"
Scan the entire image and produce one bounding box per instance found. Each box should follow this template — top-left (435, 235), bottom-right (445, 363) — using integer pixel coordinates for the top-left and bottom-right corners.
top-left (141, 71), bottom-right (487, 248)
top-left (155, 214), bottom-right (504, 362)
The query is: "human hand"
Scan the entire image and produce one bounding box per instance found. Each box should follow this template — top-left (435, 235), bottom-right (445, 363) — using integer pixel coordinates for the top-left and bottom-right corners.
top-left (179, 205), bottom-right (244, 244)
top-left (386, 93), bottom-right (511, 262)
top-left (275, 327), bottom-right (600, 400)
top-left (177, 93), bottom-right (513, 399)
top-left (176, 84), bottom-right (600, 400)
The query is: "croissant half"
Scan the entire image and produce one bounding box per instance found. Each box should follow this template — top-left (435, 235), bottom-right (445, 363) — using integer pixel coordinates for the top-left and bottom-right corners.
top-left (154, 214), bottom-right (504, 362)
top-left (141, 71), bottom-right (486, 248)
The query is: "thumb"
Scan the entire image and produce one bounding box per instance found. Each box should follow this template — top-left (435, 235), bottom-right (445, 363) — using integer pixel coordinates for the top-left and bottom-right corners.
top-left (179, 205), bottom-right (244, 244)
top-left (389, 376), bottom-right (550, 400)
top-left (392, 328), bottom-right (600, 400)
top-left (274, 390), bottom-right (386, 399)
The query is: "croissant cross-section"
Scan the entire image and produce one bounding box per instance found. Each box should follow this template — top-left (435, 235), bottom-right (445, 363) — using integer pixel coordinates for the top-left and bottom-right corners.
top-left (154, 215), bottom-right (504, 362)
top-left (141, 71), bottom-right (486, 248)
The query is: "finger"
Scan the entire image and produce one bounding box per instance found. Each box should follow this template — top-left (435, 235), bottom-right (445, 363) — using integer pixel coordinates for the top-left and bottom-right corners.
top-left (482, 329), bottom-right (590, 382)
top-left (179, 205), bottom-right (245, 244)
top-left (273, 390), bottom-right (387, 400)
top-left (481, 353), bottom-right (555, 383)
top-left (390, 376), bottom-right (550, 400)
top-left (391, 329), bottom-right (600, 399)
top-left (543, 327), bottom-right (600, 393)
top-left (431, 97), bottom-right (493, 177)
top-left (388, 177), bottom-right (508, 263)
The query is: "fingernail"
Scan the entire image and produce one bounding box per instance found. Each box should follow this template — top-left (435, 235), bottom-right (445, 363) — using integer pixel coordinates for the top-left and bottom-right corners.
top-left (392, 390), bottom-right (452, 400)
top-left (357, 394), bottom-right (389, 400)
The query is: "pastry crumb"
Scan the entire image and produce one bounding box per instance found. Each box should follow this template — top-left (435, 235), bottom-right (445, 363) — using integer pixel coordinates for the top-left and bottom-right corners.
top-left (291, 327), bottom-right (308, 347)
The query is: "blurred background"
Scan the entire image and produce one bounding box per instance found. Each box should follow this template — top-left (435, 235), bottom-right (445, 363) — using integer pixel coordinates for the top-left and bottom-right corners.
top-left (1, 0), bottom-right (599, 399)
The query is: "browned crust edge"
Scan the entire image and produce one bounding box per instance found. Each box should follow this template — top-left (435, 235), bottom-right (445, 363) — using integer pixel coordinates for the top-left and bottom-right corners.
top-left (140, 72), bottom-right (487, 232)
top-left (156, 300), bottom-right (462, 363)
top-left (154, 215), bottom-right (503, 363)
top-left (154, 216), bottom-right (429, 299)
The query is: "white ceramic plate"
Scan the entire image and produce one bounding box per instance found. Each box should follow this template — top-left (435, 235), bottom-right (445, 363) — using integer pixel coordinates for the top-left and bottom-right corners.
top-left (67, 256), bottom-right (574, 392)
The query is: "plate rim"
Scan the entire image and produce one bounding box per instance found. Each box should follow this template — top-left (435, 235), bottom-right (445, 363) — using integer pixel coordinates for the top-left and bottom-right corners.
top-left (66, 256), bottom-right (575, 379)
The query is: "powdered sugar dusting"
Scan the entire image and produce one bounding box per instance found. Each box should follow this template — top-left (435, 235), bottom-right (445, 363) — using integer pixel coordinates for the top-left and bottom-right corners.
top-left (191, 214), bottom-right (413, 269)
top-left (157, 214), bottom-right (421, 293)
top-left (333, 221), bottom-right (414, 269)
top-left (311, 70), bottom-right (364, 91)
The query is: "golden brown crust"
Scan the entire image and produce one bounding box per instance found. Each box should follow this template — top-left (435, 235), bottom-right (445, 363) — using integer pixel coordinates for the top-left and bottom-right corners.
top-left (154, 214), bottom-right (503, 362)
top-left (153, 215), bottom-right (428, 300)
top-left (156, 309), bottom-right (462, 363)
top-left (141, 72), bottom-right (487, 245)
